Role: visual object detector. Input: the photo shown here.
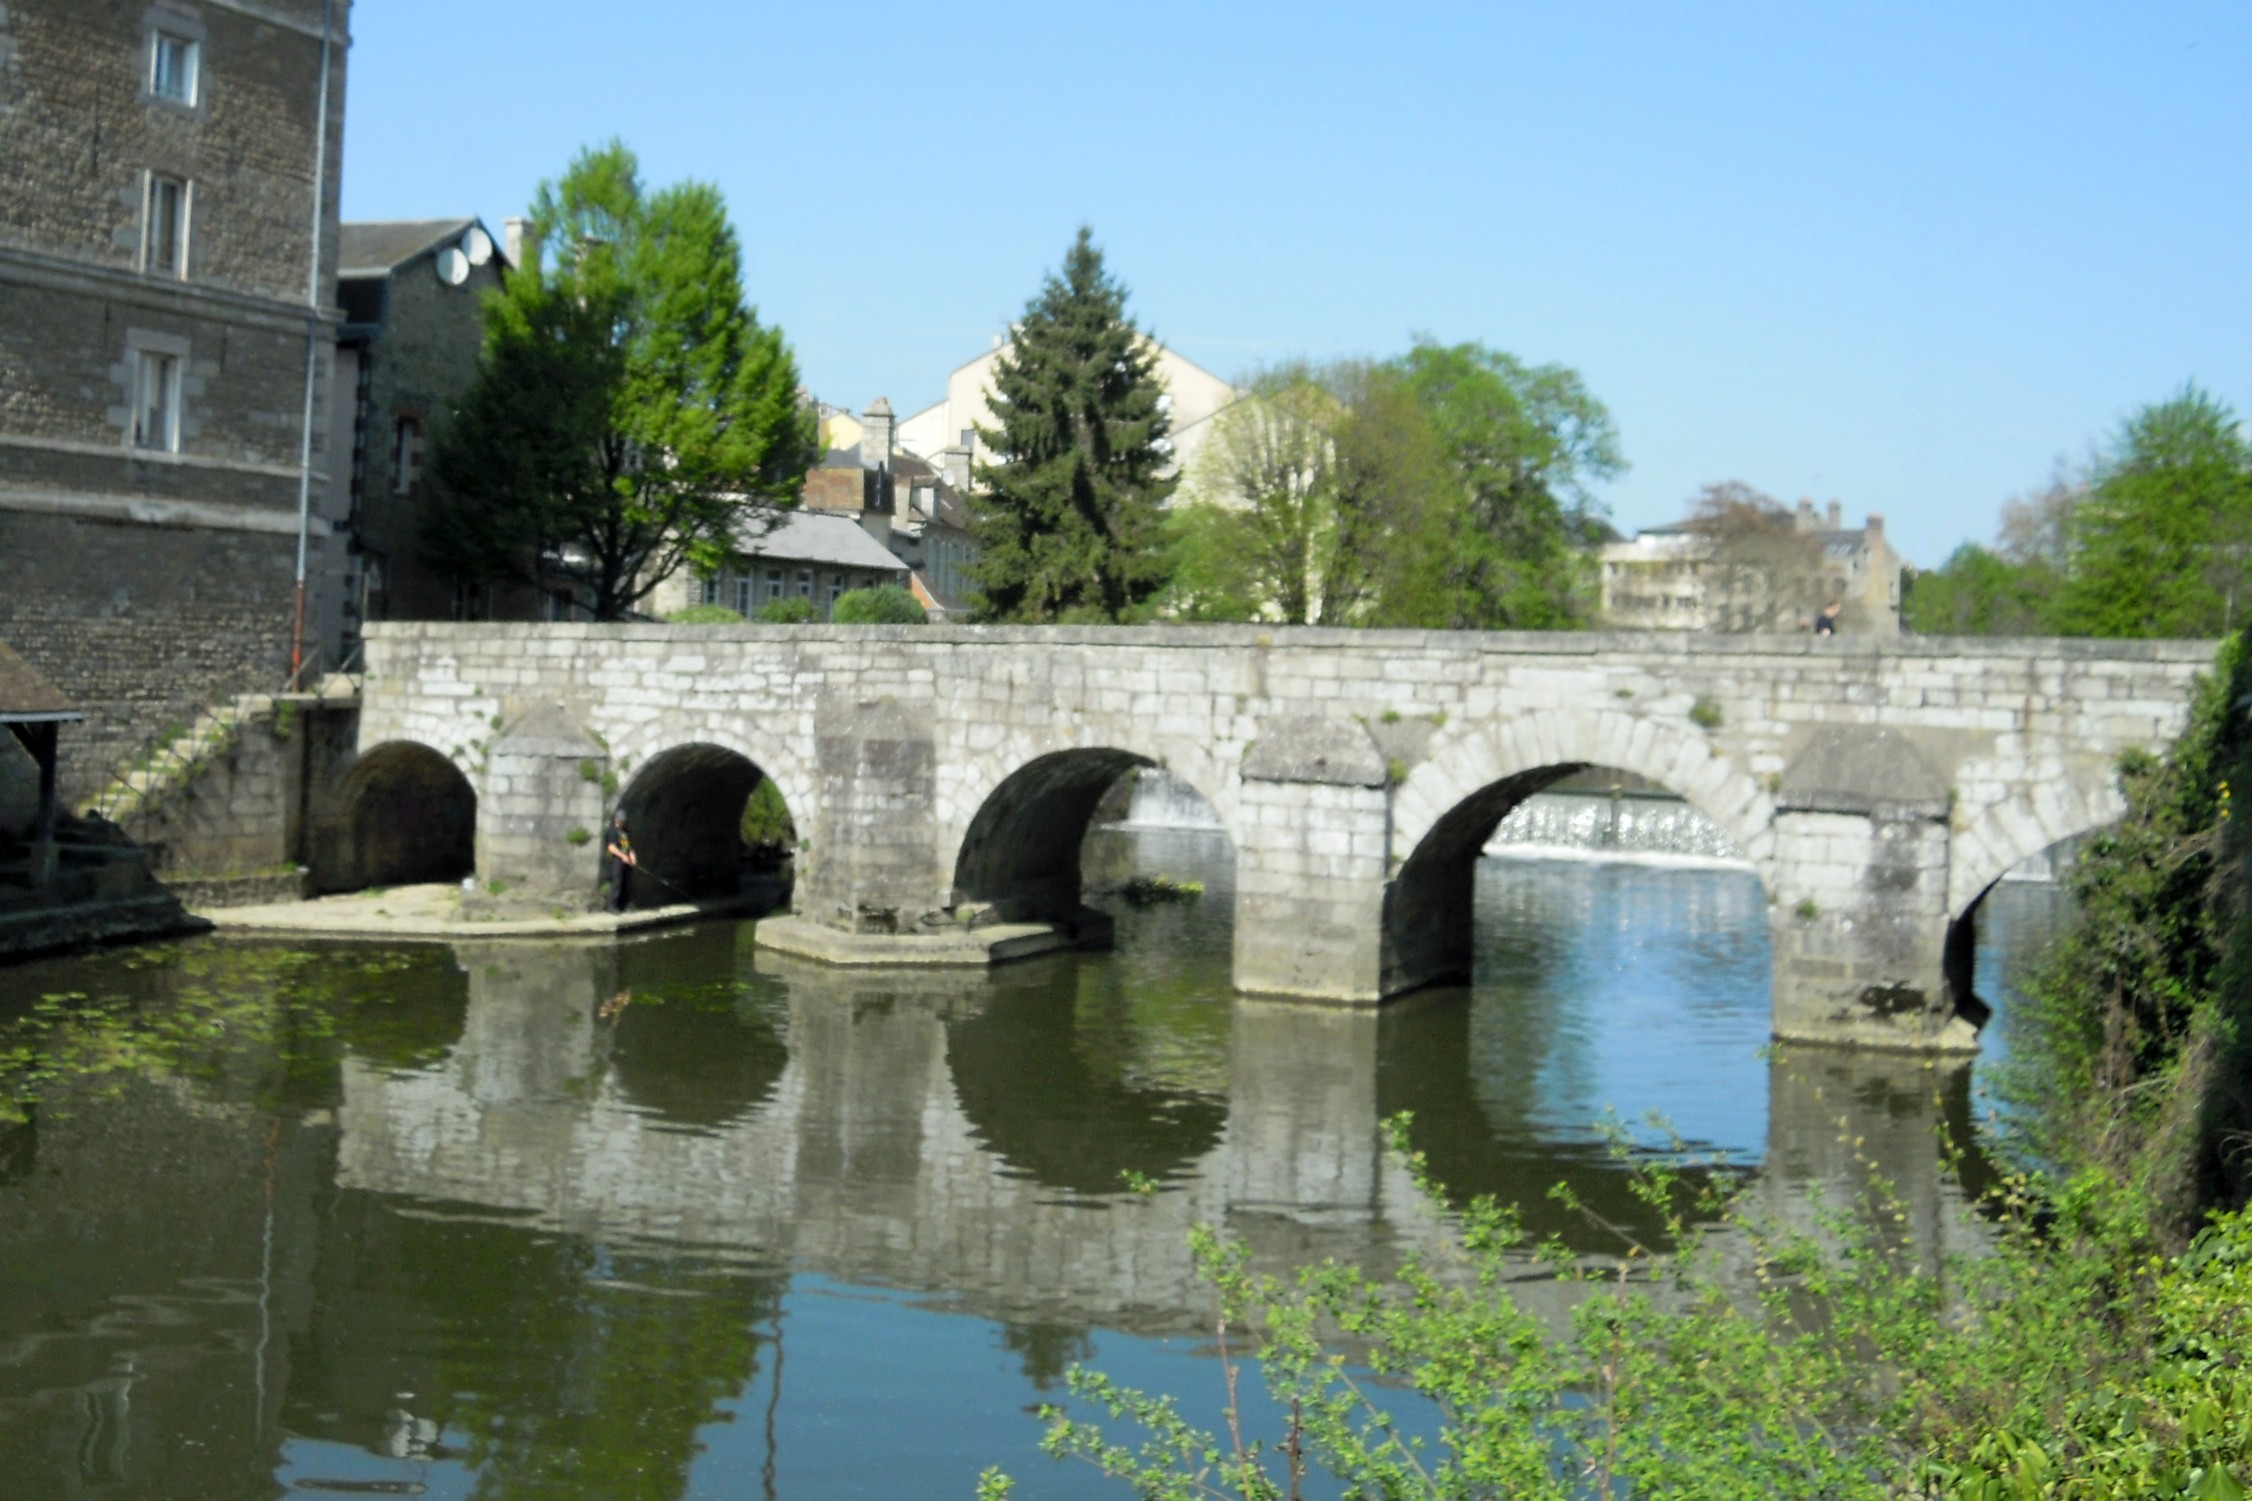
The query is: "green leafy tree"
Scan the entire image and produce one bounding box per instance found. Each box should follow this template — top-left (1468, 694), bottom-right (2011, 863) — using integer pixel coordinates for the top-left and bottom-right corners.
top-left (970, 227), bottom-right (1177, 623)
top-left (1168, 362), bottom-right (1453, 625)
top-left (2055, 386), bottom-right (2252, 638)
top-left (830, 584), bottom-right (927, 624)
top-left (427, 141), bottom-right (818, 620)
top-left (1902, 543), bottom-right (2053, 635)
top-left (1390, 339), bottom-right (1625, 628)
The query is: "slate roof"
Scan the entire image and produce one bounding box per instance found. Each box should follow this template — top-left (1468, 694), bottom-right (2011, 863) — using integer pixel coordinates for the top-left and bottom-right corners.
top-left (735, 509), bottom-right (909, 573)
top-left (0, 640), bottom-right (81, 723)
top-left (339, 219), bottom-right (478, 277)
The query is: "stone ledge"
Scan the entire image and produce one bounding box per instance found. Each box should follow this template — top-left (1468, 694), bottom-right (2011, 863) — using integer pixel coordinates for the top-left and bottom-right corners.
top-left (205, 883), bottom-right (772, 941)
top-left (753, 913), bottom-right (1076, 968)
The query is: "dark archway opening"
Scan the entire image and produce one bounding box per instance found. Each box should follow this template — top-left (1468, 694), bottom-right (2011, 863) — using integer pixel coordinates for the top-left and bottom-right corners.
top-left (1944, 830), bottom-right (2094, 1055)
top-left (952, 749), bottom-right (1157, 925)
top-left (319, 741), bottom-right (475, 893)
top-left (616, 744), bottom-right (795, 911)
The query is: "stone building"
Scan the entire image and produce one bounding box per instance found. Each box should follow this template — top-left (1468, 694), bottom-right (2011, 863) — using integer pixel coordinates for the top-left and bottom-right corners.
top-left (1599, 500), bottom-right (1904, 635)
top-left (0, 0), bottom-right (352, 802)
top-left (332, 217), bottom-right (511, 641)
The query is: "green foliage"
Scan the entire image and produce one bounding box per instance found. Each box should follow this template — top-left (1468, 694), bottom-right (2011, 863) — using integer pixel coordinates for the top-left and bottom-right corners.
top-left (1903, 542), bottom-right (2059, 635)
top-left (1998, 631), bottom-right (2252, 1225)
top-left (1167, 362), bottom-right (1455, 626)
top-left (664, 603), bottom-right (746, 623)
top-left (738, 776), bottom-right (795, 856)
top-left (830, 584), bottom-right (927, 625)
top-left (1388, 339), bottom-right (1624, 629)
top-left (1689, 694), bottom-right (1723, 729)
top-left (1120, 875), bottom-right (1203, 907)
top-left (754, 597), bottom-right (814, 624)
top-left (564, 827), bottom-right (591, 847)
top-left (426, 140), bottom-right (819, 621)
top-left (2057, 387), bottom-right (2252, 639)
top-left (971, 227), bottom-right (1177, 623)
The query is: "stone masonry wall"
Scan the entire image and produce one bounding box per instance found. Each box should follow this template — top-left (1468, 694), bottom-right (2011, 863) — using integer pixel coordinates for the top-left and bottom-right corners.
top-left (358, 623), bottom-right (2219, 1036)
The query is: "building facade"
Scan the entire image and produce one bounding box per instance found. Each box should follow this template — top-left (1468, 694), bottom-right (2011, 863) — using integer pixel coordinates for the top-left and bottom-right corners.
top-left (0, 0), bottom-right (351, 801)
top-left (810, 397), bottom-right (979, 616)
top-left (651, 508), bottom-right (910, 622)
top-left (332, 217), bottom-right (509, 641)
top-left (1600, 501), bottom-right (1904, 635)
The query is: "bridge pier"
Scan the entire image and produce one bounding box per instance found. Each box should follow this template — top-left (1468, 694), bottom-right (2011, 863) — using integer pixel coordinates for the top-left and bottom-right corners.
top-left (475, 703), bottom-right (609, 908)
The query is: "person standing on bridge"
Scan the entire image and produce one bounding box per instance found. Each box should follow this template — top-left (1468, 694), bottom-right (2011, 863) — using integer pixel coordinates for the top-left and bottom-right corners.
top-left (1814, 599), bottom-right (1841, 635)
top-left (604, 809), bottom-right (638, 914)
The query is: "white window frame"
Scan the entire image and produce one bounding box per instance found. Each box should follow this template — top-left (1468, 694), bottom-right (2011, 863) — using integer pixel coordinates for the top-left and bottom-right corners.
top-left (132, 349), bottom-right (181, 452)
top-left (795, 569), bottom-right (814, 599)
top-left (390, 416), bottom-right (422, 495)
top-left (733, 575), bottom-right (755, 616)
top-left (699, 576), bottom-right (722, 607)
top-left (149, 30), bottom-right (200, 106)
top-left (765, 569), bottom-right (783, 601)
top-left (142, 173), bottom-right (190, 279)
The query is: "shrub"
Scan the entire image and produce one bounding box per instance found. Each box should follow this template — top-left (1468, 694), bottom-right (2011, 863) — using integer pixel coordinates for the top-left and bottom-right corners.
top-left (665, 603), bottom-right (746, 624)
top-left (755, 597), bottom-right (815, 625)
top-left (740, 777), bottom-right (795, 856)
top-left (832, 585), bottom-right (927, 625)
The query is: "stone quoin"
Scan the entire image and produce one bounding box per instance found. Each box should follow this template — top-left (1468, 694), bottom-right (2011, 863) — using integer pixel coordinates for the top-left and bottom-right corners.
top-left (353, 622), bottom-right (2219, 1052)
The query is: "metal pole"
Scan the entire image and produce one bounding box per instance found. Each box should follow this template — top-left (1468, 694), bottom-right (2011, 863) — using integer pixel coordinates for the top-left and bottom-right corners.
top-left (289, 0), bottom-right (337, 686)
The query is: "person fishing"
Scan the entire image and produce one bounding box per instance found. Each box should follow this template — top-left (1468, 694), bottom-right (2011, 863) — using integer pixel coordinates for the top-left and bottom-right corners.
top-left (603, 809), bottom-right (638, 913)
top-left (1813, 599), bottom-right (1841, 636)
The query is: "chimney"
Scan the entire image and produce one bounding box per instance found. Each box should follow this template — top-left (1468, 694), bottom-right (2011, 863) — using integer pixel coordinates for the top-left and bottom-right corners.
top-left (1865, 512), bottom-right (1885, 545)
top-left (1795, 498), bottom-right (1817, 533)
top-left (941, 445), bottom-right (971, 492)
top-left (1826, 500), bottom-right (1842, 529)
top-left (860, 397), bottom-right (894, 473)
top-left (503, 216), bottom-right (536, 273)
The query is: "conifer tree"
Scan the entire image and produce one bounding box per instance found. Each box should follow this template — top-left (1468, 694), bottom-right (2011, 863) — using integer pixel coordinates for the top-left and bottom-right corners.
top-left (970, 228), bottom-right (1177, 623)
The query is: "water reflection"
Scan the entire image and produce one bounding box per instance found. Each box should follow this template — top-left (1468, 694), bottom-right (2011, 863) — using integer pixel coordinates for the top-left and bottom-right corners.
top-left (0, 835), bottom-right (2069, 1499)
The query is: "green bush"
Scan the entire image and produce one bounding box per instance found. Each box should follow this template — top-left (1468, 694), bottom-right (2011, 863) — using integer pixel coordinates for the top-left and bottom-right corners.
top-left (754, 597), bottom-right (815, 625)
top-left (740, 777), bottom-right (795, 856)
top-left (831, 584), bottom-right (927, 625)
top-left (665, 603), bottom-right (746, 624)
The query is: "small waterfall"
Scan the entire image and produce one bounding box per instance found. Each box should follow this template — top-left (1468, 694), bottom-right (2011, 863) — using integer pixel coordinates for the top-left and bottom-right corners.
top-left (1117, 768), bottom-right (1224, 830)
top-left (1485, 792), bottom-right (1747, 867)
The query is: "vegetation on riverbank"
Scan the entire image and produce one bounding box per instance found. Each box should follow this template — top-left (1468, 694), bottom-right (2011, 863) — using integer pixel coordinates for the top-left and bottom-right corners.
top-left (992, 635), bottom-right (2252, 1499)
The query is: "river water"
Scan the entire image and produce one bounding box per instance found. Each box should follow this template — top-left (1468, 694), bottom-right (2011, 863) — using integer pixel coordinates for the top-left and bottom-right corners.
top-left (0, 828), bottom-right (2068, 1500)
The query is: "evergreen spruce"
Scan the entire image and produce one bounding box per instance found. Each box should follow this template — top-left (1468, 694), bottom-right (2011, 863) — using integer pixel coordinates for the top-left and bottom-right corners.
top-left (970, 228), bottom-right (1177, 623)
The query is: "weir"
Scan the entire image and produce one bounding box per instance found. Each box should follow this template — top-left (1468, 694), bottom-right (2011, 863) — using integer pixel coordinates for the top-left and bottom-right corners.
top-left (352, 622), bottom-right (2218, 1051)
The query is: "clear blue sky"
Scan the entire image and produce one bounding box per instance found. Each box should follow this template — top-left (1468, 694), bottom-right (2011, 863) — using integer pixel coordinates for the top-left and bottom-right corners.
top-left (339, 1), bottom-right (2251, 569)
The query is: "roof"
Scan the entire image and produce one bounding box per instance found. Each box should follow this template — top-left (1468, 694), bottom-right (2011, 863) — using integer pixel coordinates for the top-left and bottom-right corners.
top-left (734, 509), bottom-right (909, 573)
top-left (0, 640), bottom-right (81, 723)
top-left (338, 218), bottom-right (478, 277)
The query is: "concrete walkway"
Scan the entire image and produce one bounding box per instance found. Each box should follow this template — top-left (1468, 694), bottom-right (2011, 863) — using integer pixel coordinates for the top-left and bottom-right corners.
top-left (205, 883), bottom-right (770, 941)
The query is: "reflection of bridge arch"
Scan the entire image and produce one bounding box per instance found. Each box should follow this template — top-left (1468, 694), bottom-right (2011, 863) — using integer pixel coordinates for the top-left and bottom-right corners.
top-left (319, 740), bottom-right (475, 892)
top-left (950, 747), bottom-right (1235, 924)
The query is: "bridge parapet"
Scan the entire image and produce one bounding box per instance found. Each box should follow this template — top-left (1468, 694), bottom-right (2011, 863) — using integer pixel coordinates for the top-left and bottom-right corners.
top-left (358, 623), bottom-right (2220, 1050)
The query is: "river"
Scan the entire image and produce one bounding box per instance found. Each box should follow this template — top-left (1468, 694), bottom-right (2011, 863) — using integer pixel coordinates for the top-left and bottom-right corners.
top-left (0, 827), bottom-right (2067, 1499)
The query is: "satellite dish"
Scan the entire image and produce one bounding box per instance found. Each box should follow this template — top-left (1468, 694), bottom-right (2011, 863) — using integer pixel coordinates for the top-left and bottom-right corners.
top-left (435, 246), bottom-right (470, 286)
top-left (462, 225), bottom-right (494, 266)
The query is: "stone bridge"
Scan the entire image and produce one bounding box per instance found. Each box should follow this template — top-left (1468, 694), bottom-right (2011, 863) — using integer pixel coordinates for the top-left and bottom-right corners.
top-left (353, 622), bottom-right (2219, 1051)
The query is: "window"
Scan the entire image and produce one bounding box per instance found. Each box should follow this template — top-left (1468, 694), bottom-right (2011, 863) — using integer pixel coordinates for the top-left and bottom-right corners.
top-left (796, 569), bottom-right (813, 599)
top-left (150, 31), bottom-right (199, 105)
top-left (143, 174), bottom-right (187, 277)
top-left (132, 349), bottom-right (179, 451)
top-left (765, 569), bottom-right (784, 601)
top-left (699, 576), bottom-right (722, 606)
top-left (733, 575), bottom-right (755, 616)
top-left (390, 417), bottom-right (422, 495)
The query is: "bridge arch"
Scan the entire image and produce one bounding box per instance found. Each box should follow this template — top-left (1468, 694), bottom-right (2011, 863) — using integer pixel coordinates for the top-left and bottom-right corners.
top-left (950, 746), bottom-right (1235, 924)
top-left (1946, 771), bottom-right (2123, 925)
top-left (1383, 708), bottom-right (1773, 994)
top-left (615, 741), bottom-right (798, 908)
top-left (316, 740), bottom-right (475, 893)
